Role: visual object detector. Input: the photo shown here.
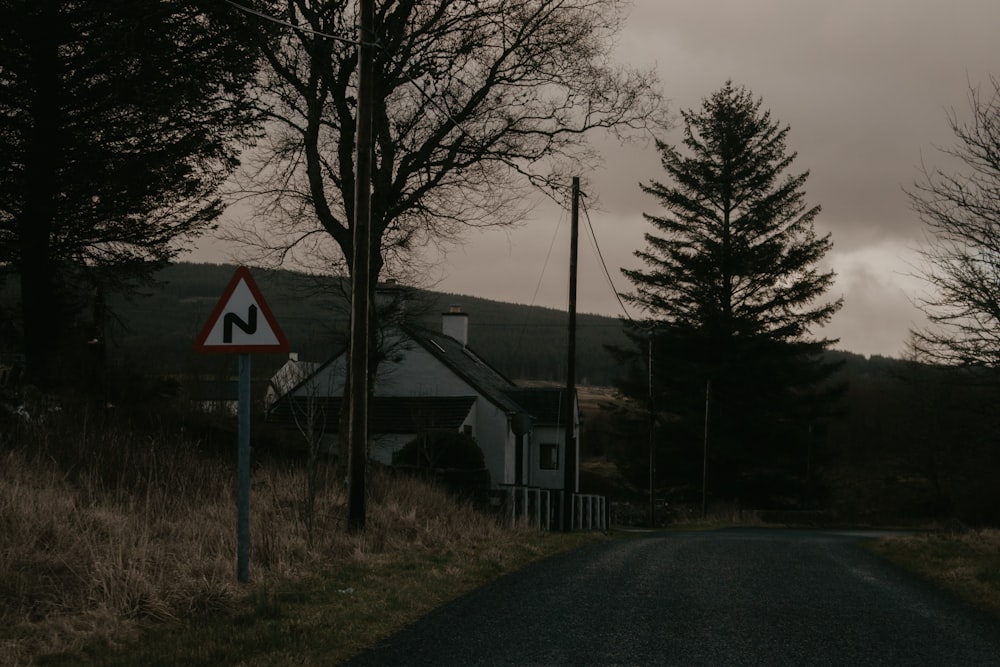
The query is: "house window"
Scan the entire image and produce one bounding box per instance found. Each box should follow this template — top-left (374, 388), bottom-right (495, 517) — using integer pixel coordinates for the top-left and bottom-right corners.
top-left (540, 443), bottom-right (559, 470)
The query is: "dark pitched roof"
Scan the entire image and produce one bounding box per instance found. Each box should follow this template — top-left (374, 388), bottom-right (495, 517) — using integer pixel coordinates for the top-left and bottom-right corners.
top-left (265, 324), bottom-right (566, 428)
top-left (502, 388), bottom-right (571, 426)
top-left (267, 395), bottom-right (476, 434)
top-left (402, 324), bottom-right (524, 415)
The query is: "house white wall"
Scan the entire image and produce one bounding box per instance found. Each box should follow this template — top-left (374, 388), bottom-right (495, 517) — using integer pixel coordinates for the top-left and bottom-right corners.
top-left (524, 404), bottom-right (580, 490)
top-left (374, 334), bottom-right (467, 396)
top-left (376, 339), bottom-right (513, 487)
top-left (527, 425), bottom-right (563, 490)
top-left (293, 357), bottom-right (347, 399)
top-left (290, 334), bottom-right (515, 487)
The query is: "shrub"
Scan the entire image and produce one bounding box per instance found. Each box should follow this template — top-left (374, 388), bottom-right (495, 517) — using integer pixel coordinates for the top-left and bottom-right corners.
top-left (393, 431), bottom-right (491, 503)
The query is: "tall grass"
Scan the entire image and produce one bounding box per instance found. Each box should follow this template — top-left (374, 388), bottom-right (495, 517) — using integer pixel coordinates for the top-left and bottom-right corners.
top-left (0, 402), bottom-right (541, 666)
top-left (869, 528), bottom-right (1000, 620)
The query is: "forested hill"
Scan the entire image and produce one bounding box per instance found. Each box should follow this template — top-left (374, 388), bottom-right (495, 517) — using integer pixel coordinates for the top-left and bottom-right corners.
top-left (110, 264), bottom-right (1000, 522)
top-left (112, 262), bottom-right (896, 387)
top-left (110, 262), bottom-right (632, 385)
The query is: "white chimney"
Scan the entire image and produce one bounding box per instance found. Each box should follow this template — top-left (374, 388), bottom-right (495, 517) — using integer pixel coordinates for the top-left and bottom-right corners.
top-left (442, 305), bottom-right (469, 346)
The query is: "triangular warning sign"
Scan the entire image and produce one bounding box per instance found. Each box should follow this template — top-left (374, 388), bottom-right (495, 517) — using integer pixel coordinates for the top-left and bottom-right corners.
top-left (194, 266), bottom-right (289, 354)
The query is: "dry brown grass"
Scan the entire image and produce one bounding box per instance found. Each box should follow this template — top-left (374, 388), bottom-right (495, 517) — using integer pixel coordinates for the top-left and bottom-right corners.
top-left (1, 444), bottom-right (239, 664)
top-left (869, 529), bottom-right (1000, 620)
top-left (0, 412), bottom-right (587, 666)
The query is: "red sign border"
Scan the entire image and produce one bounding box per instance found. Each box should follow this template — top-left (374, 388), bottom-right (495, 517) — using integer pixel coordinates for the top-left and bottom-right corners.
top-left (194, 266), bottom-right (290, 354)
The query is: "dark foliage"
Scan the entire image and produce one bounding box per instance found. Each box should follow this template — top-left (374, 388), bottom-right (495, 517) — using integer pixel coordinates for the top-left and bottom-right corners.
top-left (393, 430), bottom-right (491, 503)
top-left (596, 349), bottom-right (1000, 525)
top-left (3, 380), bottom-right (231, 497)
top-left (615, 82), bottom-right (843, 507)
top-left (394, 430), bottom-right (486, 470)
top-left (823, 356), bottom-right (1000, 524)
top-left (0, 0), bottom-right (261, 388)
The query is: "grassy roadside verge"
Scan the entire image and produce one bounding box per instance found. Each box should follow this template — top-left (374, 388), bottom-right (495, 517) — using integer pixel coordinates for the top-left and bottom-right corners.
top-left (40, 530), bottom-right (601, 667)
top-left (0, 429), bottom-right (605, 667)
top-left (70, 527), bottom-right (1000, 667)
top-left (867, 529), bottom-right (1000, 621)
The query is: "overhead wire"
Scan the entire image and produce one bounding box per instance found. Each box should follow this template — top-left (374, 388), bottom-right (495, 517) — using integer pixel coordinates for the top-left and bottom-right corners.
top-left (579, 194), bottom-right (638, 324)
top-left (513, 205), bottom-right (568, 352)
top-left (223, 0), bottom-right (366, 45)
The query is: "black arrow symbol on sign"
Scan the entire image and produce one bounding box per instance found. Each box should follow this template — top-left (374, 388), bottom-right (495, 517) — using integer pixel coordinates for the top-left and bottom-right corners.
top-left (224, 305), bottom-right (258, 343)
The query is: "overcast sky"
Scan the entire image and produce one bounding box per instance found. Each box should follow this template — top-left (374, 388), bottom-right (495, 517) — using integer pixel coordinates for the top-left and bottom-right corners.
top-left (189, 0), bottom-right (1000, 359)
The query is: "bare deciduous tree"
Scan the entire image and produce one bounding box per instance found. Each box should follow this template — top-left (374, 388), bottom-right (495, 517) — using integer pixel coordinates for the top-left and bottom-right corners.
top-left (909, 76), bottom-right (1000, 367)
top-left (229, 0), bottom-right (664, 281)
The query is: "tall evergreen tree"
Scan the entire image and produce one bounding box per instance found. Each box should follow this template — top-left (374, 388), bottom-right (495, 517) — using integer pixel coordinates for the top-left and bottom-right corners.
top-left (619, 81), bottom-right (842, 505)
top-left (0, 0), bottom-right (261, 389)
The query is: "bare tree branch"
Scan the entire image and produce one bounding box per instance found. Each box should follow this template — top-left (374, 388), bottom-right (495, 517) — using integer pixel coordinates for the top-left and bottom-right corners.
top-left (230, 0), bottom-right (665, 284)
top-left (908, 76), bottom-right (1000, 367)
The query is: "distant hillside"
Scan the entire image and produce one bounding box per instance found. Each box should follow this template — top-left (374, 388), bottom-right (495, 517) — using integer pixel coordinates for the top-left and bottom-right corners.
top-left (109, 262), bottom-right (895, 387)
top-left (109, 262), bottom-right (631, 386)
top-left (27, 261), bottom-right (1000, 521)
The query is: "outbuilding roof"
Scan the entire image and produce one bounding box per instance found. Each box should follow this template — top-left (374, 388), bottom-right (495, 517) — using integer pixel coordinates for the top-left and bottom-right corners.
top-left (502, 388), bottom-right (573, 427)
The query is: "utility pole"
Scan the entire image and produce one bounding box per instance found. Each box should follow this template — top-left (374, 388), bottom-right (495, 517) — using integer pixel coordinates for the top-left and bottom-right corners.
top-left (701, 378), bottom-right (711, 519)
top-left (347, 0), bottom-right (375, 533)
top-left (562, 177), bottom-right (580, 532)
top-left (648, 329), bottom-right (655, 528)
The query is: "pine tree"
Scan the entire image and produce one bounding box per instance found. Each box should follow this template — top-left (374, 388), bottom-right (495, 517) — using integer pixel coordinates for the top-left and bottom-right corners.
top-left (620, 81), bottom-right (842, 505)
top-left (0, 0), bottom-right (261, 388)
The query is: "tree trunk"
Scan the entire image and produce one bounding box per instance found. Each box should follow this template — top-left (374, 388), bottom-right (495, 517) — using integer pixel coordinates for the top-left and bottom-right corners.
top-left (19, 3), bottom-right (62, 389)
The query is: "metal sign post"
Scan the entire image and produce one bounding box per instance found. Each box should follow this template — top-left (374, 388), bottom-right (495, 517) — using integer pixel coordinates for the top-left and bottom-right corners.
top-left (195, 267), bottom-right (288, 583)
top-left (237, 352), bottom-right (251, 582)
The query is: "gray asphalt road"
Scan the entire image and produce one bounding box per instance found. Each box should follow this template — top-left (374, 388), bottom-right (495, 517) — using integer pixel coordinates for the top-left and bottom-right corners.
top-left (346, 528), bottom-right (1000, 666)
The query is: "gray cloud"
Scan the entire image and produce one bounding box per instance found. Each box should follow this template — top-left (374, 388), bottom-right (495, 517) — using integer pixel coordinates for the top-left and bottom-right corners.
top-left (426, 0), bottom-right (1000, 357)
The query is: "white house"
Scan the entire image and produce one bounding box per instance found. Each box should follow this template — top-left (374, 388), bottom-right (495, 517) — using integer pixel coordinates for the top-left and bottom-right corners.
top-left (266, 304), bottom-right (580, 493)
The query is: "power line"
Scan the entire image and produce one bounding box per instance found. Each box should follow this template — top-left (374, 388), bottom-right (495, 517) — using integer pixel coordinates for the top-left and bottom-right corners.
top-left (224, 0), bottom-right (365, 46)
top-left (580, 195), bottom-right (637, 324)
top-left (514, 206), bottom-right (568, 351)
